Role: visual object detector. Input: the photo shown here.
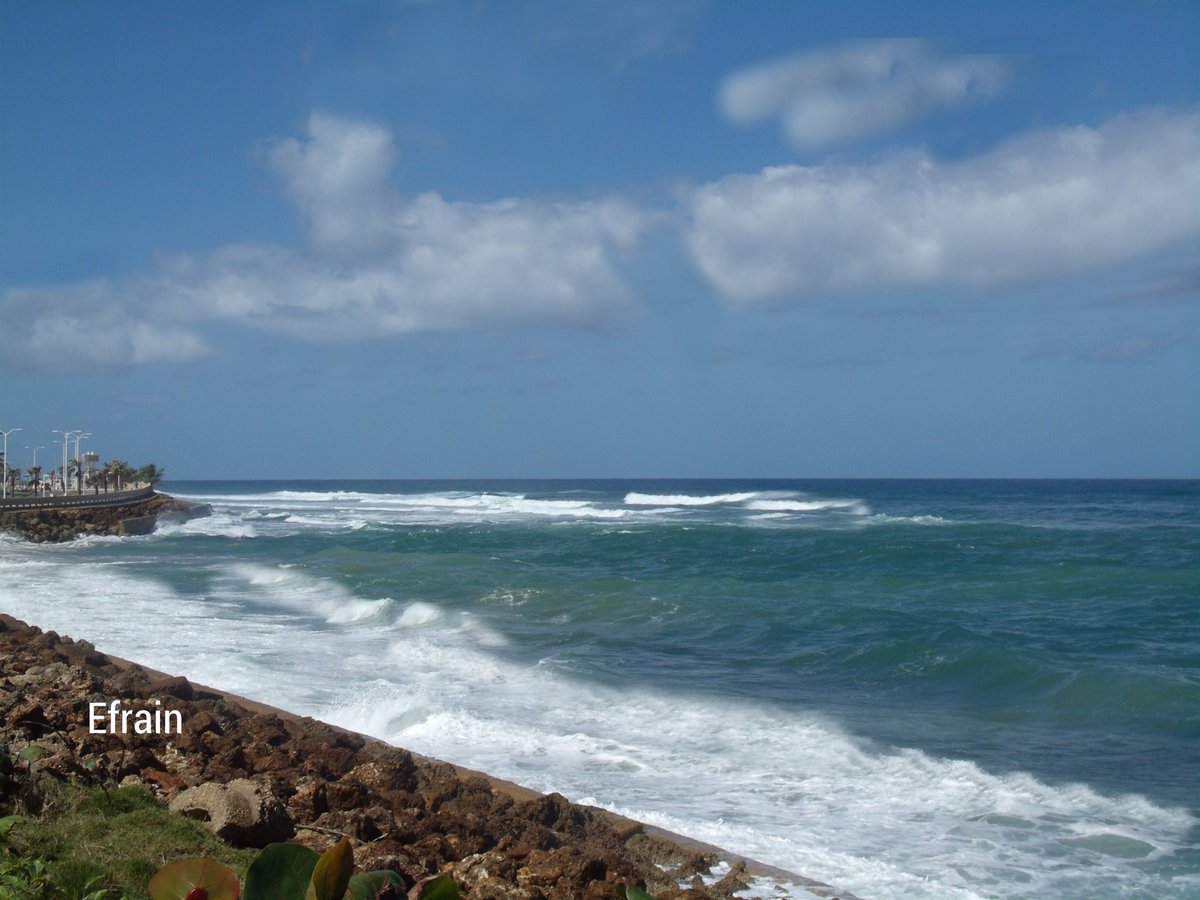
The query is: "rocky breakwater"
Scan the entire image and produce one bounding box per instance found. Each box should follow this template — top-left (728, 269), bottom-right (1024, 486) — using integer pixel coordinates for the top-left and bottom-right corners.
top-left (0, 616), bottom-right (847, 899)
top-left (0, 492), bottom-right (212, 542)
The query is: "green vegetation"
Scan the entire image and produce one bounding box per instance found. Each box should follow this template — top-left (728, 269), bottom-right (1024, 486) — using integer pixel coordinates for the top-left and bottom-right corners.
top-left (134, 464), bottom-right (165, 488)
top-left (1, 779), bottom-right (255, 899)
top-left (0, 756), bottom-right (458, 900)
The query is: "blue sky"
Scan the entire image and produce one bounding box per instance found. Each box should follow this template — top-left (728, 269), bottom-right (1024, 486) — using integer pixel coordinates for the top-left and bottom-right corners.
top-left (2, 1), bottom-right (1197, 479)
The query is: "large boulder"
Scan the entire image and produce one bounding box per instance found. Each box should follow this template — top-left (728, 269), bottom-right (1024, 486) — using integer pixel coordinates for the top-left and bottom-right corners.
top-left (169, 777), bottom-right (293, 847)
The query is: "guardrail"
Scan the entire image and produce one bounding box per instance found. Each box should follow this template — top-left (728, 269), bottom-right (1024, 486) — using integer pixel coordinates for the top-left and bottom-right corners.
top-left (0, 486), bottom-right (155, 512)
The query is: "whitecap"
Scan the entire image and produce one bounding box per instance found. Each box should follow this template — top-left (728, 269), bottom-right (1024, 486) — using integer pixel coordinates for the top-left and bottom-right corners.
top-left (397, 601), bottom-right (444, 627)
top-left (625, 491), bottom-right (760, 506)
top-left (744, 498), bottom-right (867, 513)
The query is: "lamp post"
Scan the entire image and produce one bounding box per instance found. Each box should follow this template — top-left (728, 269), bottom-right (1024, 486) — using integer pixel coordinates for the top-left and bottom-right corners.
top-left (72, 433), bottom-right (92, 494)
top-left (0, 427), bottom-right (21, 500)
top-left (53, 429), bottom-right (80, 496)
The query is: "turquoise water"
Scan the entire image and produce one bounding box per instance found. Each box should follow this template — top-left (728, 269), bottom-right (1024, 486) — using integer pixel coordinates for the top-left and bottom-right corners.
top-left (1, 479), bottom-right (1196, 898)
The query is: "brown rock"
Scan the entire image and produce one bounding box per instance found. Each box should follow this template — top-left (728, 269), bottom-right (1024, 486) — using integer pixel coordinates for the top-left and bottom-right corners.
top-left (169, 777), bottom-right (293, 847)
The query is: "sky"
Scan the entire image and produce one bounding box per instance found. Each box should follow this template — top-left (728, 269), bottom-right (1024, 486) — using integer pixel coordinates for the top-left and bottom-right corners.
top-left (1, 1), bottom-right (1197, 479)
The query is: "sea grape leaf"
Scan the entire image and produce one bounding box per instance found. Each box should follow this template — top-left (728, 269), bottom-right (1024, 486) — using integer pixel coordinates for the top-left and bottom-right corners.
top-left (305, 837), bottom-right (354, 900)
top-left (347, 871), bottom-right (406, 900)
top-left (148, 858), bottom-right (241, 900)
top-left (243, 842), bottom-right (319, 900)
top-left (618, 886), bottom-right (655, 900)
top-left (17, 746), bottom-right (45, 762)
top-left (408, 874), bottom-right (460, 900)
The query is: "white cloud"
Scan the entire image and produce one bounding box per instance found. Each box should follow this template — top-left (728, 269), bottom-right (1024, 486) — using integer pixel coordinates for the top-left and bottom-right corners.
top-left (719, 39), bottom-right (1010, 149)
top-left (6, 280), bottom-right (213, 367)
top-left (268, 113), bottom-right (400, 259)
top-left (686, 108), bottom-right (1200, 303)
top-left (1, 113), bottom-right (650, 368)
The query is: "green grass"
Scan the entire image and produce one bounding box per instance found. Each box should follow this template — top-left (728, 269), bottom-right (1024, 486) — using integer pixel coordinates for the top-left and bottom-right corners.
top-left (3, 781), bottom-right (257, 899)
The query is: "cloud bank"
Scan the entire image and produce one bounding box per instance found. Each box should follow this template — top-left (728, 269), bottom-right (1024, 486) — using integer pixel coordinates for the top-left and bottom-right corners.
top-left (686, 108), bottom-right (1200, 302)
top-left (1, 113), bottom-right (648, 367)
top-left (719, 39), bottom-right (1010, 149)
top-left (3, 103), bottom-right (1199, 370)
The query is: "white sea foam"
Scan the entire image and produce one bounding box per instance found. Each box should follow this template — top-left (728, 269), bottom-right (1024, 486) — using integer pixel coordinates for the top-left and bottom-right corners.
top-left (181, 490), bottom-right (640, 525)
top-left (317, 660), bottom-right (1197, 900)
top-left (173, 487), bottom-right (893, 530)
top-left (867, 513), bottom-right (950, 526)
top-left (223, 563), bottom-right (396, 625)
top-left (744, 498), bottom-right (868, 513)
top-left (625, 491), bottom-right (759, 506)
top-left (396, 601), bottom-right (443, 627)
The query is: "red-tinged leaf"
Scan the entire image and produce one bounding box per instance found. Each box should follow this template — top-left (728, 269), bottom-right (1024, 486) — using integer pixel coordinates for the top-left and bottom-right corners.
top-left (149, 858), bottom-right (240, 900)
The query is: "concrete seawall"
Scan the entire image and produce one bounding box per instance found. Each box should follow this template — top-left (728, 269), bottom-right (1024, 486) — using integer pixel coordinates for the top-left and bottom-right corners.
top-left (0, 486), bottom-right (155, 512)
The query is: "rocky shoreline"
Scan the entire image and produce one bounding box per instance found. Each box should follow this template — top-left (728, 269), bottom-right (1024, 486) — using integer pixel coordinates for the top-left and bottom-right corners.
top-left (0, 492), bottom-right (212, 542)
top-left (0, 615), bottom-right (849, 899)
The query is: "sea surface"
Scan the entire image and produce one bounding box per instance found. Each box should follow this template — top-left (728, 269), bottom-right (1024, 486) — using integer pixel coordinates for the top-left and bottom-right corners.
top-left (1, 479), bottom-right (1197, 899)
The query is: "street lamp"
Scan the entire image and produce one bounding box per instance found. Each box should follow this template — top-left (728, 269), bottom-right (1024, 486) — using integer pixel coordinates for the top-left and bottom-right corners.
top-left (53, 429), bottom-right (80, 496)
top-left (72, 433), bottom-right (92, 494)
top-left (0, 427), bottom-right (21, 500)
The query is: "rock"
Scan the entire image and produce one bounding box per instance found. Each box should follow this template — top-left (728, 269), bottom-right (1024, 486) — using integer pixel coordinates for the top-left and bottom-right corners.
top-left (169, 777), bottom-right (293, 847)
top-left (452, 852), bottom-right (534, 899)
top-left (711, 859), bottom-right (752, 895)
top-left (141, 768), bottom-right (188, 798)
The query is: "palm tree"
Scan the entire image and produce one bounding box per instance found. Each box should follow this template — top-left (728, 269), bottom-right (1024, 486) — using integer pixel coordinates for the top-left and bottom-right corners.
top-left (135, 463), bottom-right (165, 489)
top-left (104, 460), bottom-right (135, 492)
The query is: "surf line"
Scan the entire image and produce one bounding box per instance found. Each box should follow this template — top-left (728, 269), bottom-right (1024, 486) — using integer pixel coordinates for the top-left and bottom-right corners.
top-left (88, 698), bottom-right (182, 735)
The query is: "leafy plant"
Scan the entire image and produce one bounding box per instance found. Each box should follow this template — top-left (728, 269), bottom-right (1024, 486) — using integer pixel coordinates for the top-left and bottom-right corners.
top-left (243, 843), bottom-right (317, 899)
top-left (0, 856), bottom-right (52, 899)
top-left (305, 838), bottom-right (351, 900)
top-left (149, 838), bottom-right (438, 900)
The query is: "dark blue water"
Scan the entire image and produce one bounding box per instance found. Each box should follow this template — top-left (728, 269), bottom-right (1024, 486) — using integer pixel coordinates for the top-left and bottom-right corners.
top-left (2, 479), bottom-right (1196, 898)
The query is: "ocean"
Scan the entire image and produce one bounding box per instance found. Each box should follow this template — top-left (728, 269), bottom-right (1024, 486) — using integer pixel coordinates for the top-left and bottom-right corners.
top-left (0, 479), bottom-right (1196, 899)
